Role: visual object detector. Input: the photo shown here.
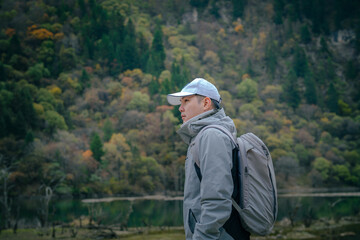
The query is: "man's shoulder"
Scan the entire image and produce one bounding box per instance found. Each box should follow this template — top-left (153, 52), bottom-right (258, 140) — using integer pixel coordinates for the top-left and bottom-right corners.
top-left (198, 125), bottom-right (236, 144)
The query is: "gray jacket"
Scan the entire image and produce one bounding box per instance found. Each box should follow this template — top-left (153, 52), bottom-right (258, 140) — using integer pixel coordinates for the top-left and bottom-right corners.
top-left (178, 109), bottom-right (237, 240)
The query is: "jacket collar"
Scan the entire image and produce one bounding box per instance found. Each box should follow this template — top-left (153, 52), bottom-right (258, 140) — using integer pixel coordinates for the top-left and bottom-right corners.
top-left (177, 108), bottom-right (236, 145)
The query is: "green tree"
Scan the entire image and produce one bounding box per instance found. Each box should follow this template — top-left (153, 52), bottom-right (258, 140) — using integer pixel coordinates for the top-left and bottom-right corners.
top-left (127, 91), bottom-right (150, 112)
top-left (80, 69), bottom-right (90, 89)
top-left (265, 39), bottom-right (278, 80)
top-left (146, 24), bottom-right (165, 77)
top-left (13, 84), bottom-right (37, 136)
top-left (90, 132), bottom-right (104, 162)
top-left (149, 78), bottom-right (160, 96)
top-left (209, 0), bottom-right (220, 18)
top-left (103, 133), bottom-right (132, 180)
top-left (283, 69), bottom-right (300, 109)
top-left (236, 77), bottom-right (258, 102)
top-left (273, 0), bottom-right (284, 24)
top-left (44, 110), bottom-right (68, 134)
top-left (103, 118), bottom-right (114, 142)
top-left (0, 61), bottom-right (5, 82)
top-left (276, 155), bottom-right (299, 181)
top-left (8, 34), bottom-right (22, 56)
top-left (59, 46), bottom-right (76, 71)
top-left (171, 61), bottom-right (184, 90)
top-left (304, 71), bottom-right (317, 105)
top-left (37, 40), bottom-right (55, 67)
top-left (99, 34), bottom-right (115, 61)
top-left (326, 82), bottom-right (339, 113)
top-left (0, 90), bottom-right (13, 137)
top-left (345, 60), bottom-right (358, 80)
top-left (26, 63), bottom-right (51, 86)
top-left (294, 144), bottom-right (311, 167)
top-left (190, 0), bottom-right (210, 9)
top-left (246, 59), bottom-right (255, 77)
top-left (122, 35), bottom-right (139, 71)
top-left (129, 156), bottom-right (161, 193)
top-left (313, 157), bottom-right (332, 181)
top-left (356, 25), bottom-right (360, 53)
top-left (310, 0), bottom-right (327, 34)
top-left (332, 164), bottom-right (351, 183)
top-left (293, 45), bottom-right (308, 77)
top-left (138, 33), bottom-right (150, 72)
top-left (300, 24), bottom-right (311, 44)
top-left (232, 0), bottom-right (246, 19)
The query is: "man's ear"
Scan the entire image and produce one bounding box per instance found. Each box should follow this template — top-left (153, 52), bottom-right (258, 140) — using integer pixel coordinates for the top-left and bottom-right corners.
top-left (203, 97), bottom-right (213, 111)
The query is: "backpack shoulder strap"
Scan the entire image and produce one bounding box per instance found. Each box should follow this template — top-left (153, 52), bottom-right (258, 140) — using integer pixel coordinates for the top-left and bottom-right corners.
top-left (193, 125), bottom-right (238, 167)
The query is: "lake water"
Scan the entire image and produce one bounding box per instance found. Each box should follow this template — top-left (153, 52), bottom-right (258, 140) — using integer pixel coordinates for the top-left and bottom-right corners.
top-left (9, 192), bottom-right (360, 230)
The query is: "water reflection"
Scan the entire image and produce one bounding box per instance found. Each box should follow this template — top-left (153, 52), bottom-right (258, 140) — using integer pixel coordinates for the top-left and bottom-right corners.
top-left (6, 194), bottom-right (360, 228)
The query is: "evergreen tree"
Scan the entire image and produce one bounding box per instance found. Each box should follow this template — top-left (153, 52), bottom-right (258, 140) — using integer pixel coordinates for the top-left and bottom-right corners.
top-left (14, 86), bottom-right (37, 132)
top-left (288, 0), bottom-right (301, 22)
top-left (80, 69), bottom-right (90, 89)
top-left (326, 82), bottom-right (339, 113)
top-left (125, 18), bottom-right (136, 40)
top-left (99, 34), bottom-right (115, 61)
top-left (0, 114), bottom-right (6, 138)
top-left (273, 0), bottom-right (284, 24)
top-left (8, 34), bottom-right (22, 59)
top-left (146, 24), bottom-right (165, 76)
top-left (310, 0), bottom-right (327, 34)
top-left (0, 98), bottom-right (9, 138)
top-left (149, 78), bottom-right (160, 96)
top-left (190, 0), bottom-right (210, 9)
top-left (246, 59), bottom-right (254, 77)
top-left (0, 61), bottom-right (5, 82)
top-left (90, 132), bottom-right (104, 162)
top-left (300, 24), bottom-right (311, 44)
top-left (161, 78), bottom-right (173, 94)
top-left (171, 61), bottom-right (183, 90)
top-left (14, 111), bottom-right (27, 137)
top-left (304, 71), bottom-right (317, 105)
top-left (103, 119), bottom-right (114, 142)
top-left (77, 0), bottom-right (86, 17)
top-left (232, 0), bottom-right (247, 19)
top-left (325, 57), bottom-right (336, 81)
top-left (356, 25), bottom-right (360, 53)
top-left (122, 35), bottom-right (139, 71)
top-left (84, 37), bottom-right (95, 59)
top-left (345, 60), bottom-right (358, 80)
top-left (265, 39), bottom-right (277, 80)
top-left (209, 0), bottom-right (220, 18)
top-left (109, 11), bottom-right (125, 44)
top-left (320, 37), bottom-right (331, 56)
top-left (121, 19), bottom-right (140, 71)
top-left (138, 33), bottom-right (150, 72)
top-left (293, 45), bottom-right (308, 77)
top-left (283, 68), bottom-right (301, 109)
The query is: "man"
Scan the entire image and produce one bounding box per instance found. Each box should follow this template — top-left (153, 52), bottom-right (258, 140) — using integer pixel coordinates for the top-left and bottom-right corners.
top-left (167, 78), bottom-right (250, 240)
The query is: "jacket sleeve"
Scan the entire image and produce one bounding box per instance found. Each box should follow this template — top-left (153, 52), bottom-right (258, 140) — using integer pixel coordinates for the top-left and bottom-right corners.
top-left (193, 128), bottom-right (234, 239)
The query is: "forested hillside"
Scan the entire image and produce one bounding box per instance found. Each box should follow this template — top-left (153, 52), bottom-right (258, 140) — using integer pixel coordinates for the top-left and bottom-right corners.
top-left (0, 0), bottom-right (359, 203)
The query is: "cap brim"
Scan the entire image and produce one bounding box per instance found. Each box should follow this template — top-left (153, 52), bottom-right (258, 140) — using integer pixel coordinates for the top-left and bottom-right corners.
top-left (167, 92), bottom-right (194, 105)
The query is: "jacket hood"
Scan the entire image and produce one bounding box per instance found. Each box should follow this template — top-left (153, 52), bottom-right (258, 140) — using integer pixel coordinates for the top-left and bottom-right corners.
top-left (177, 108), bottom-right (236, 145)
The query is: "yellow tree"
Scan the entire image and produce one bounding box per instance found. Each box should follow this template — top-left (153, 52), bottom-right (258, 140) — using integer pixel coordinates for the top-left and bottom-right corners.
top-left (102, 133), bottom-right (132, 181)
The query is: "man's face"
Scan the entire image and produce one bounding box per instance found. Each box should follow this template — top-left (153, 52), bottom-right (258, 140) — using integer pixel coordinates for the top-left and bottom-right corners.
top-left (179, 95), bottom-right (206, 123)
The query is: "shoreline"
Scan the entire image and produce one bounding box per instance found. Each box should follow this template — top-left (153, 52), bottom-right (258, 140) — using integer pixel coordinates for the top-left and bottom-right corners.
top-left (81, 191), bottom-right (360, 203)
top-left (81, 194), bottom-right (184, 203)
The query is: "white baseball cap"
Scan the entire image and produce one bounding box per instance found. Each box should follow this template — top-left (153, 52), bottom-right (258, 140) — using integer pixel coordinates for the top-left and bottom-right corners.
top-left (167, 78), bottom-right (221, 105)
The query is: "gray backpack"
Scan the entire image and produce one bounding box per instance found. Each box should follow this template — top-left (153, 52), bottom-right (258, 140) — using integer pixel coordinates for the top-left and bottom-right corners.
top-left (193, 125), bottom-right (278, 236)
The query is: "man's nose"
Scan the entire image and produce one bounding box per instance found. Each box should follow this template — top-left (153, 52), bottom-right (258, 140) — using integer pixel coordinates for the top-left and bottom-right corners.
top-left (179, 104), bottom-right (184, 112)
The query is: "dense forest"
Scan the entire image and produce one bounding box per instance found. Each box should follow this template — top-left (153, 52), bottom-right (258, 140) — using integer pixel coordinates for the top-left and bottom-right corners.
top-left (1, 0), bottom-right (360, 224)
